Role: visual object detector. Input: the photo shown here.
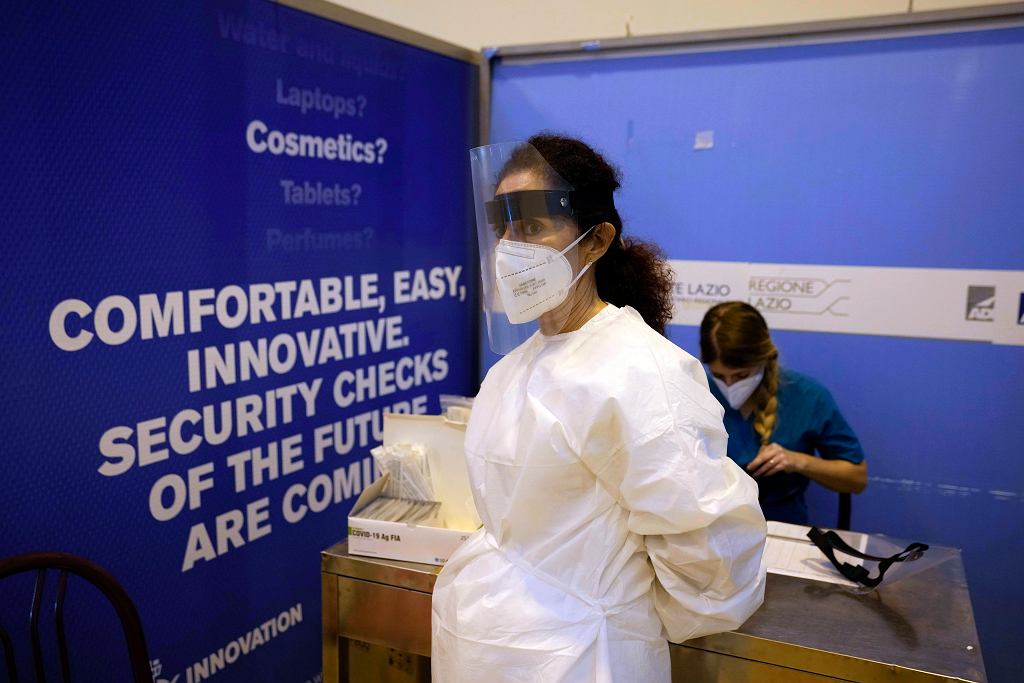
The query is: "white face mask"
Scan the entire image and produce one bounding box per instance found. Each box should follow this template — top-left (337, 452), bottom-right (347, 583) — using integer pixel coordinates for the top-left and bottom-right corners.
top-left (494, 226), bottom-right (595, 324)
top-left (712, 368), bottom-right (765, 410)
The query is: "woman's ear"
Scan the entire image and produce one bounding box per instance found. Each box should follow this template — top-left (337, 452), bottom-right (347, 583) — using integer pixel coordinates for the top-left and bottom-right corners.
top-left (583, 222), bottom-right (616, 263)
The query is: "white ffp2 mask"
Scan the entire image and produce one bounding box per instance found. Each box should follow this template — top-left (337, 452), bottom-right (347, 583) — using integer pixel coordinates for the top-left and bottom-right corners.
top-left (494, 227), bottom-right (595, 324)
top-left (712, 368), bottom-right (765, 410)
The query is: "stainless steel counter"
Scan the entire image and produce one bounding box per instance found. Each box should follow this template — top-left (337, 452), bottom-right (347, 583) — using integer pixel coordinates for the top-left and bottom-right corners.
top-left (321, 540), bottom-right (986, 682)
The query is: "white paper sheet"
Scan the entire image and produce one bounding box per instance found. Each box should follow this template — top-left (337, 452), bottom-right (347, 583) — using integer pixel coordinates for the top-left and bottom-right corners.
top-left (764, 521), bottom-right (864, 587)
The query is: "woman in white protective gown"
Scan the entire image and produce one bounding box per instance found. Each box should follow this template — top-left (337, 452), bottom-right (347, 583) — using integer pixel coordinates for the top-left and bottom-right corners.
top-left (431, 134), bottom-right (767, 682)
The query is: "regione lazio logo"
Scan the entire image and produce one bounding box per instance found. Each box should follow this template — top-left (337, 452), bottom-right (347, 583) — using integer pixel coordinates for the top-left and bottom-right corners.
top-left (965, 286), bottom-right (995, 322)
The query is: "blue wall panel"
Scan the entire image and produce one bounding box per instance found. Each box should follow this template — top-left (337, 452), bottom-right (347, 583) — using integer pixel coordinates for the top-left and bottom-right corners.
top-left (492, 25), bottom-right (1023, 682)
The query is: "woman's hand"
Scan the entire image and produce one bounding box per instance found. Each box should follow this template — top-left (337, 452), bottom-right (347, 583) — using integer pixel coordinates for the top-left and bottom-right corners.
top-left (747, 443), bottom-right (806, 478)
top-left (747, 443), bottom-right (868, 493)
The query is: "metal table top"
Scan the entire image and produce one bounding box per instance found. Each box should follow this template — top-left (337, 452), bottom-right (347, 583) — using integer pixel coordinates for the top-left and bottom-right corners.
top-left (322, 540), bottom-right (986, 682)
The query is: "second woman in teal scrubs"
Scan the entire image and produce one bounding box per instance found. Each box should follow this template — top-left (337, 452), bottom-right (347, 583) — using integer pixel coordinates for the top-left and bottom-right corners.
top-left (700, 301), bottom-right (867, 524)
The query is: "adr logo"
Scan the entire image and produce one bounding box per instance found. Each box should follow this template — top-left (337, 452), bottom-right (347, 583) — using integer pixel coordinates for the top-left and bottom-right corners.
top-left (965, 286), bottom-right (995, 322)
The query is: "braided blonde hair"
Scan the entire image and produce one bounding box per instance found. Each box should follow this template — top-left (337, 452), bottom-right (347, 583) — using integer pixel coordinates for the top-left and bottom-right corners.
top-left (700, 302), bottom-right (781, 445)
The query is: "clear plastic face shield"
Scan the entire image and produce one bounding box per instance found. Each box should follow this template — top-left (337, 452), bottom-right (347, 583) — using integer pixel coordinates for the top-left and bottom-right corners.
top-left (470, 141), bottom-right (596, 355)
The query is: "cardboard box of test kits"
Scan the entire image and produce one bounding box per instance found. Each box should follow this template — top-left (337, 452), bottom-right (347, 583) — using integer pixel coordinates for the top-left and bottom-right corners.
top-left (347, 413), bottom-right (481, 565)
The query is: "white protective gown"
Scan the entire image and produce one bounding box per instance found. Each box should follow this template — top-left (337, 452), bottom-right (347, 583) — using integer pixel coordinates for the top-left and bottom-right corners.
top-left (432, 304), bottom-right (767, 682)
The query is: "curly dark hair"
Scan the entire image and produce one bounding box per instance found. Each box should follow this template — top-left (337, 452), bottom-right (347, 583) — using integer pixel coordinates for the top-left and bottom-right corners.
top-left (499, 133), bottom-right (675, 335)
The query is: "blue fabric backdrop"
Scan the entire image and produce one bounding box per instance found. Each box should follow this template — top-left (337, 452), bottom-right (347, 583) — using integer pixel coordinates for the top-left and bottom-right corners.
top-left (0, 2), bottom-right (477, 681)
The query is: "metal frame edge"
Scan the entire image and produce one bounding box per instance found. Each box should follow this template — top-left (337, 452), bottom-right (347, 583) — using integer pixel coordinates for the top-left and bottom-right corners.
top-left (487, 2), bottom-right (1024, 61)
top-left (276, 0), bottom-right (483, 64)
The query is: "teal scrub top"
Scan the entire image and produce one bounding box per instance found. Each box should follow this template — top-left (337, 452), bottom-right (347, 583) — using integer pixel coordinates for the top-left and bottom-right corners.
top-left (707, 368), bottom-right (864, 525)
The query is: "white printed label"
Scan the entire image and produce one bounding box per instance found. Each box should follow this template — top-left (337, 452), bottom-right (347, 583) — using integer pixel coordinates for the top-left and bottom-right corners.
top-left (670, 260), bottom-right (1024, 346)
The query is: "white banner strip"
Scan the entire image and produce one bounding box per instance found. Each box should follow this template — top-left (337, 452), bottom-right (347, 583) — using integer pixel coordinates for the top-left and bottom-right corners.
top-left (669, 260), bottom-right (1024, 346)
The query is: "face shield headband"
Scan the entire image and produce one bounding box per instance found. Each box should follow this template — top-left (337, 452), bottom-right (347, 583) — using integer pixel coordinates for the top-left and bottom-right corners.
top-left (483, 189), bottom-right (612, 231)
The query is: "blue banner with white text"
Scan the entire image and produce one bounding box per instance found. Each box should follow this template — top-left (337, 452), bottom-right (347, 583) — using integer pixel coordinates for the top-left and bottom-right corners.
top-left (0, 1), bottom-right (477, 681)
